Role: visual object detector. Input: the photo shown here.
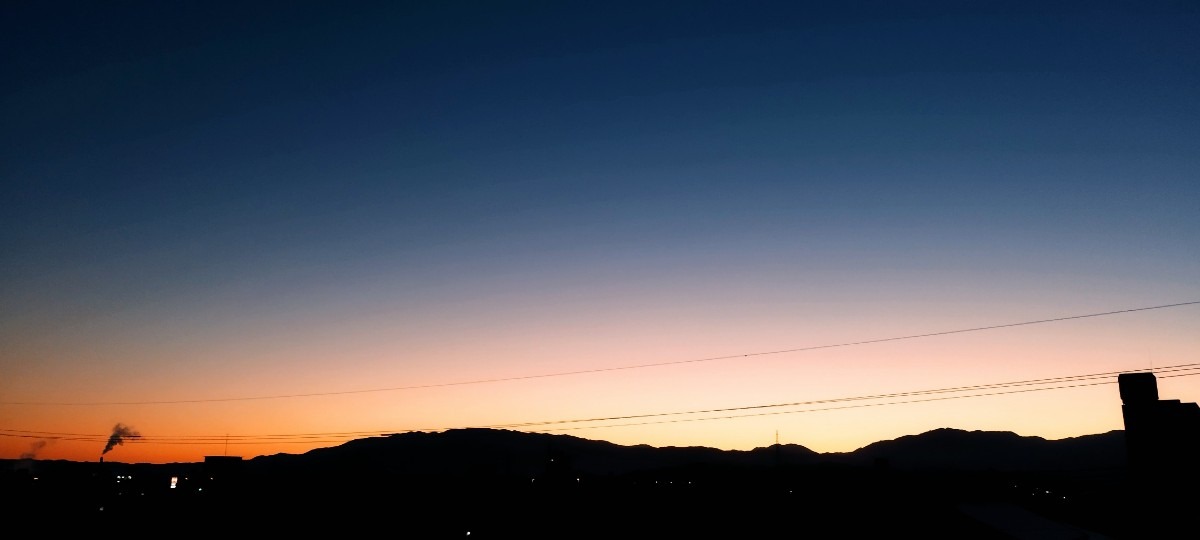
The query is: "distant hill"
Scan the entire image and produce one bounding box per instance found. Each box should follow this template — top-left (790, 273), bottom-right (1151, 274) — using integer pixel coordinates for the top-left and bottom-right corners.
top-left (243, 427), bottom-right (1127, 477)
top-left (827, 427), bottom-right (1127, 472)
top-left (1, 427), bottom-right (1127, 476)
top-left (1, 427), bottom-right (1133, 537)
top-left (247, 427), bottom-right (818, 477)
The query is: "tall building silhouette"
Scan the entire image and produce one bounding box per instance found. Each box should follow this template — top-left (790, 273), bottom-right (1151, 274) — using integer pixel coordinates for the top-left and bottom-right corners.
top-left (1118, 372), bottom-right (1200, 476)
top-left (1117, 372), bottom-right (1200, 536)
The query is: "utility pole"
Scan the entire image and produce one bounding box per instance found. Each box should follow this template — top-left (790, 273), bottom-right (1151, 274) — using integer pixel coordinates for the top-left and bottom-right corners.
top-left (774, 430), bottom-right (780, 468)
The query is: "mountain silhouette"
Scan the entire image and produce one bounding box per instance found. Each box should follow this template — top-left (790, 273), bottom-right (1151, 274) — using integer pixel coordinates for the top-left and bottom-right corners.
top-left (832, 427), bottom-right (1126, 471)
top-left (3, 428), bottom-right (1131, 538)
top-left (248, 427), bottom-right (819, 477)
top-left (243, 426), bottom-right (1125, 476)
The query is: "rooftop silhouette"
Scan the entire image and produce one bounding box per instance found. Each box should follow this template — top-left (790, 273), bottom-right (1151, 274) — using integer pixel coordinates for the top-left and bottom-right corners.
top-left (1117, 372), bottom-right (1200, 538)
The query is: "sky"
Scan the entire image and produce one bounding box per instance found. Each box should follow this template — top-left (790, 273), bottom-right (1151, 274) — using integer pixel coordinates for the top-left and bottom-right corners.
top-left (2, 1), bottom-right (1198, 464)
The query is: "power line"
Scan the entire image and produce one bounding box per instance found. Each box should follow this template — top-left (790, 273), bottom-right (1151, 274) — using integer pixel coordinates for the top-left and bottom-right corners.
top-left (0, 432), bottom-right (357, 445)
top-left (540, 370), bottom-right (1200, 433)
top-left (540, 381), bottom-right (1123, 432)
top-left (3, 300), bottom-right (1196, 407)
top-left (5, 363), bottom-right (1197, 445)
top-left (482, 363), bottom-right (1200, 430)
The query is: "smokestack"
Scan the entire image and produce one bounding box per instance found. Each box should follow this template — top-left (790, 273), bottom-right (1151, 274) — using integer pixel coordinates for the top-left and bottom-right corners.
top-left (101, 423), bottom-right (142, 457)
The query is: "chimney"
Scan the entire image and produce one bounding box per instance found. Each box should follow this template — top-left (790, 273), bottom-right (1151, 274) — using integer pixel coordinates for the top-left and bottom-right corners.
top-left (1118, 372), bottom-right (1158, 404)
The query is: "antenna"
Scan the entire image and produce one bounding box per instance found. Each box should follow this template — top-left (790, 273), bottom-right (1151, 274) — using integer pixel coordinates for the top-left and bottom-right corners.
top-left (774, 430), bottom-right (781, 468)
top-left (224, 433), bottom-right (229, 456)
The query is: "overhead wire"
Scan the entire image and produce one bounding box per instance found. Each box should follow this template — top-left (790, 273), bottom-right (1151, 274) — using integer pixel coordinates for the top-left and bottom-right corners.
top-left (481, 363), bottom-right (1200, 430)
top-left (5, 362), bottom-right (1197, 445)
top-left (539, 372), bottom-right (1200, 433)
top-left (3, 300), bottom-right (1196, 407)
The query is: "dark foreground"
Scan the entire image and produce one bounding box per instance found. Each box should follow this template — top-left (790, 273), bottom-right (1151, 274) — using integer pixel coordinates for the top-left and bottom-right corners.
top-left (10, 459), bottom-right (1189, 538)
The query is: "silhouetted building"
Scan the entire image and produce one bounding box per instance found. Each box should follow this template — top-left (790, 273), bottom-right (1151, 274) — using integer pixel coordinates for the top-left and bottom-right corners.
top-left (1117, 372), bottom-right (1200, 536)
top-left (1118, 372), bottom-right (1200, 477)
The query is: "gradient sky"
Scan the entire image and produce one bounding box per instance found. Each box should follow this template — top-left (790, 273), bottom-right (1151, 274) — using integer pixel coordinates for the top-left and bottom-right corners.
top-left (3, 1), bottom-right (1198, 464)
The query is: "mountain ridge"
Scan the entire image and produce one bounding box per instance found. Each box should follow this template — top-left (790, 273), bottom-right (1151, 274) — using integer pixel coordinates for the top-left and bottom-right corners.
top-left (4, 427), bottom-right (1127, 474)
top-left (235, 426), bottom-right (1126, 476)
top-left (2, 426), bottom-right (1133, 537)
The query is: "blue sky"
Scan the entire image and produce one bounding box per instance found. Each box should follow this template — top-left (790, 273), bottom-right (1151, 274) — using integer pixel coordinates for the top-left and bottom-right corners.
top-left (2, 1), bottom-right (1198, 461)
